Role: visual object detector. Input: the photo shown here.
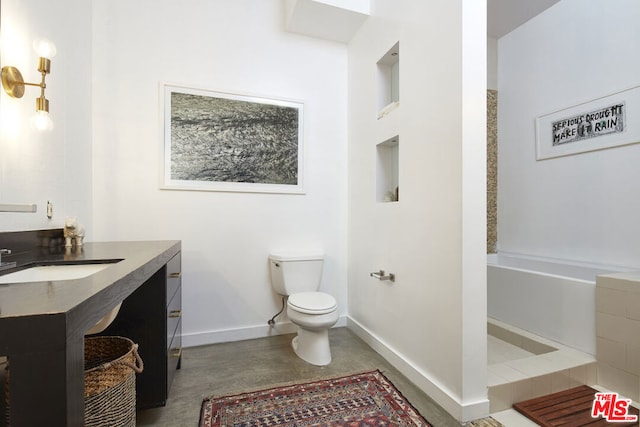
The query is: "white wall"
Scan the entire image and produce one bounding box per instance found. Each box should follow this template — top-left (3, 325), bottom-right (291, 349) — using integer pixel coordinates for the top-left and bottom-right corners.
top-left (498, 0), bottom-right (640, 268)
top-left (91, 0), bottom-right (348, 346)
top-left (347, 0), bottom-right (487, 421)
top-left (0, 0), bottom-right (92, 233)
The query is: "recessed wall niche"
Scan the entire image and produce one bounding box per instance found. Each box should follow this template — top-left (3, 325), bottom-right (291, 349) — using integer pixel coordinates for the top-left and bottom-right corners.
top-left (376, 42), bottom-right (399, 119)
top-left (376, 136), bottom-right (399, 203)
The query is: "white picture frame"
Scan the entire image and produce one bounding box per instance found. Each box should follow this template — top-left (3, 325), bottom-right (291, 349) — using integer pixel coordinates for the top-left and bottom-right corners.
top-left (535, 85), bottom-right (640, 160)
top-left (161, 84), bottom-right (304, 194)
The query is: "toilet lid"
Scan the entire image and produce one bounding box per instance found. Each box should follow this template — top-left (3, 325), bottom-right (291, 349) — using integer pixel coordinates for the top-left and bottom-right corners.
top-left (288, 292), bottom-right (337, 315)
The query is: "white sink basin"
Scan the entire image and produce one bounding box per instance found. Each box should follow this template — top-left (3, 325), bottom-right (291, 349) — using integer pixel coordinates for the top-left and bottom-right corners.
top-left (86, 302), bottom-right (122, 335)
top-left (0, 263), bottom-right (123, 334)
top-left (0, 264), bottom-right (111, 284)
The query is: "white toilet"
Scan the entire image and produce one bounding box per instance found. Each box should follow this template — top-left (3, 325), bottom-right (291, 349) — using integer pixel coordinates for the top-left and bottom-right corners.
top-left (268, 252), bottom-right (338, 366)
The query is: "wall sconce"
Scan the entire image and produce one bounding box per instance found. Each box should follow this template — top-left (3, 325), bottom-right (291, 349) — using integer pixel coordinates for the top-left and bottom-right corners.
top-left (1, 38), bottom-right (56, 131)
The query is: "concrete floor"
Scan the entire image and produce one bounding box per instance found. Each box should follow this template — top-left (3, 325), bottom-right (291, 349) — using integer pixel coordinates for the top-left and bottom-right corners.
top-left (137, 327), bottom-right (470, 426)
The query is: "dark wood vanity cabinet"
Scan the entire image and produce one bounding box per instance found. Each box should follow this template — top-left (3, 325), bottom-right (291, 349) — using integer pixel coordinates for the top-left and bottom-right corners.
top-left (100, 251), bottom-right (182, 408)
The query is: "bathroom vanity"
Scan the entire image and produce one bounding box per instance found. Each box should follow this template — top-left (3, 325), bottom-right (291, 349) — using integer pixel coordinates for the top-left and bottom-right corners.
top-left (0, 232), bottom-right (181, 426)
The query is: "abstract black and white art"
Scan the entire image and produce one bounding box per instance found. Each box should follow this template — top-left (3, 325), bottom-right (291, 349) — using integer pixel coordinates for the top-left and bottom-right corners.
top-left (162, 85), bottom-right (304, 193)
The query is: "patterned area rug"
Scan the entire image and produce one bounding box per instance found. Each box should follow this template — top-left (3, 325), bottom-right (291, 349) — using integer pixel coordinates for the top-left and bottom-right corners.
top-left (199, 370), bottom-right (431, 426)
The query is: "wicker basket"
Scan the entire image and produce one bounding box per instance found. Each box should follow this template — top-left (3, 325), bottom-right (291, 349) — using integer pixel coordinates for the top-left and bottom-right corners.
top-left (84, 336), bottom-right (144, 427)
top-left (4, 336), bottom-right (143, 426)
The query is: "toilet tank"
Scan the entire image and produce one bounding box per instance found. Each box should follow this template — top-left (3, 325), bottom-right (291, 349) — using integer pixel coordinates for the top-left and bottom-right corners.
top-left (269, 252), bottom-right (324, 296)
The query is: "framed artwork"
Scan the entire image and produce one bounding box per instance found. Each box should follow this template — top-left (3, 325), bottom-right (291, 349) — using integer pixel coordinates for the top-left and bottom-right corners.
top-left (162, 84), bottom-right (304, 193)
top-left (535, 85), bottom-right (640, 160)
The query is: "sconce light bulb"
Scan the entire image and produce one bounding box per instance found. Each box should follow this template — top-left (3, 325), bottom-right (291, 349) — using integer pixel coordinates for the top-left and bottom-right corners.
top-left (31, 110), bottom-right (54, 132)
top-left (33, 38), bottom-right (57, 59)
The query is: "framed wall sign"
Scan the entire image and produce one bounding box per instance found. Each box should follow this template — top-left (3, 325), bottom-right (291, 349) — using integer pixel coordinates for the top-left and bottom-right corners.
top-left (535, 85), bottom-right (640, 160)
top-left (162, 84), bottom-right (304, 194)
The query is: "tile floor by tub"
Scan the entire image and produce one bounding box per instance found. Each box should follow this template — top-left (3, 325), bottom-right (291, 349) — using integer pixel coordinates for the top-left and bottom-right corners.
top-left (487, 321), bottom-right (598, 425)
top-left (487, 334), bottom-right (540, 426)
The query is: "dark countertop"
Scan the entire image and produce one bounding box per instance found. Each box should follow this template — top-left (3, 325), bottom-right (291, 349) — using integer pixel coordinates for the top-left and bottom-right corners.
top-left (0, 240), bottom-right (181, 320)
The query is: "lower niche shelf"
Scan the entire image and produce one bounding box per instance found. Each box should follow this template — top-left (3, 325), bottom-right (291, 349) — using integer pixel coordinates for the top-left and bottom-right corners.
top-left (376, 136), bottom-right (399, 203)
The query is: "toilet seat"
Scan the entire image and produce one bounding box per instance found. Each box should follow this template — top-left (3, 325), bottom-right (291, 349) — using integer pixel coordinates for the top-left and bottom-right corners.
top-left (288, 292), bottom-right (337, 315)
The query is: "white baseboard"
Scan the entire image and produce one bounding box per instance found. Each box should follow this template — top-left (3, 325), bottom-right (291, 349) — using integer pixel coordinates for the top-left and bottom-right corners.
top-left (182, 315), bottom-right (348, 348)
top-left (346, 316), bottom-right (490, 423)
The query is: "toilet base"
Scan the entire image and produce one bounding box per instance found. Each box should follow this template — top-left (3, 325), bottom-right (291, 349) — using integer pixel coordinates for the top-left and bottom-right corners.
top-left (291, 327), bottom-right (332, 366)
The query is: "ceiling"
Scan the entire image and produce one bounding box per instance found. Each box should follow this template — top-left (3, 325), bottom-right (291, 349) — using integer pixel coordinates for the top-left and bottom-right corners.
top-left (286, 0), bottom-right (562, 43)
top-left (487, 0), bottom-right (561, 39)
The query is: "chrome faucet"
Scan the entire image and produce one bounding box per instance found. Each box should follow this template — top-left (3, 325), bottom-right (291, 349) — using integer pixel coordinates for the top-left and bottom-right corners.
top-left (0, 249), bottom-right (16, 271)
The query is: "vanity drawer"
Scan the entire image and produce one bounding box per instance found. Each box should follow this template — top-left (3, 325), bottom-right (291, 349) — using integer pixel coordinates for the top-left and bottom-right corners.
top-left (167, 286), bottom-right (182, 347)
top-left (167, 319), bottom-right (182, 392)
top-left (166, 252), bottom-right (181, 303)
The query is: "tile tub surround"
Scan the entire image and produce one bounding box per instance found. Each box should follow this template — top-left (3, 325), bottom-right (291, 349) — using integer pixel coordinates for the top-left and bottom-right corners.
top-left (487, 319), bottom-right (596, 413)
top-left (596, 271), bottom-right (640, 402)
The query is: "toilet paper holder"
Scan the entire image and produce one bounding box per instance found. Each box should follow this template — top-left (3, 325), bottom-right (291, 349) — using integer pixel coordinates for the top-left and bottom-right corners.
top-left (370, 270), bottom-right (395, 282)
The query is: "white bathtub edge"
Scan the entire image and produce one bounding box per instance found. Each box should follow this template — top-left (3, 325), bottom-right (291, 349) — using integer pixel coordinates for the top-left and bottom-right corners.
top-left (491, 250), bottom-right (638, 274)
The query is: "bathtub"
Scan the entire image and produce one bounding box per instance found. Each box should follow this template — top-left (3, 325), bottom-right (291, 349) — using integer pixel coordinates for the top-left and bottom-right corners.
top-left (487, 252), bottom-right (629, 355)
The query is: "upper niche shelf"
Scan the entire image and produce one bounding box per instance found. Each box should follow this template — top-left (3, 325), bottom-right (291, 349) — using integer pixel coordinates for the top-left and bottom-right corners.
top-left (377, 42), bottom-right (399, 119)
